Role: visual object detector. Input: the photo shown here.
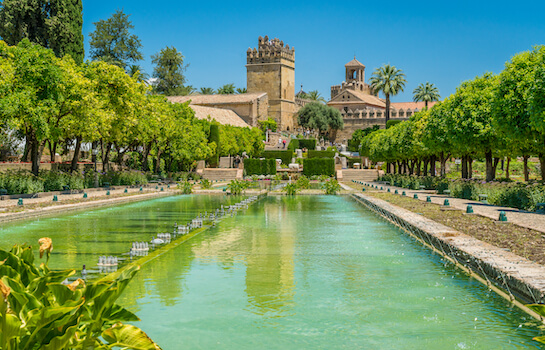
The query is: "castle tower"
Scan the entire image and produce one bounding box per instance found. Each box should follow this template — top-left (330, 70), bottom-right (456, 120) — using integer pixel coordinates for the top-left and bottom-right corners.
top-left (331, 57), bottom-right (373, 99)
top-left (247, 36), bottom-right (296, 131)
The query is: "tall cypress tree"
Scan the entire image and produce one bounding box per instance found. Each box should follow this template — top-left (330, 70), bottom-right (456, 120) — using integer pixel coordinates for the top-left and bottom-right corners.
top-left (0, 0), bottom-right (84, 63)
top-left (46, 0), bottom-right (84, 64)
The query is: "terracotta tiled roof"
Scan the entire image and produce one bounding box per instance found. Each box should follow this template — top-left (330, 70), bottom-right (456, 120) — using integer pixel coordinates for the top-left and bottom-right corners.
top-left (190, 105), bottom-right (250, 128)
top-left (390, 101), bottom-right (438, 110)
top-left (328, 89), bottom-right (385, 108)
top-left (345, 57), bottom-right (365, 68)
top-left (167, 92), bottom-right (267, 105)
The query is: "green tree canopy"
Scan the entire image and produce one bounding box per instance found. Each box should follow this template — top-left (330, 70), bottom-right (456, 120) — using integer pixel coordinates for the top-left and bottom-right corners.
top-left (297, 102), bottom-right (343, 136)
top-left (0, 0), bottom-right (84, 63)
top-left (369, 64), bottom-right (406, 122)
top-left (151, 46), bottom-right (187, 95)
top-left (89, 9), bottom-right (143, 70)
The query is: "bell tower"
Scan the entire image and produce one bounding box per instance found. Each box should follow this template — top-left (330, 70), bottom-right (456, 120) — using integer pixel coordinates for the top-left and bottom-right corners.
top-left (246, 36), bottom-right (296, 131)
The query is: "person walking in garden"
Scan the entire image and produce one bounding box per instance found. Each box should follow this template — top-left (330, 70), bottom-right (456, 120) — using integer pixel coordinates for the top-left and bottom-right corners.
top-left (283, 139), bottom-right (286, 149)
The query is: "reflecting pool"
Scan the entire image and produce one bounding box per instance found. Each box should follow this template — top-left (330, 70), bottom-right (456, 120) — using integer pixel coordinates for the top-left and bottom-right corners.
top-left (0, 195), bottom-right (241, 270)
top-left (110, 195), bottom-right (543, 349)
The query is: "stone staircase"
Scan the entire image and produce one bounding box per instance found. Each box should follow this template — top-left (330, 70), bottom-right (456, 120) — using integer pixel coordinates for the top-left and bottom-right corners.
top-left (200, 168), bottom-right (243, 181)
top-left (337, 169), bottom-right (380, 182)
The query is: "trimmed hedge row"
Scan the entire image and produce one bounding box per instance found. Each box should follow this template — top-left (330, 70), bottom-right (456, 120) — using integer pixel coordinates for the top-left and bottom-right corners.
top-left (260, 150), bottom-right (293, 164)
top-left (288, 139), bottom-right (317, 150)
top-left (308, 150), bottom-right (336, 158)
top-left (303, 158), bottom-right (335, 177)
top-left (244, 158), bottom-right (277, 175)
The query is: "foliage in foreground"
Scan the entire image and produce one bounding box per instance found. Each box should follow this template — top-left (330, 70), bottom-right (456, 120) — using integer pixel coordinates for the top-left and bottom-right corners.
top-left (0, 239), bottom-right (160, 349)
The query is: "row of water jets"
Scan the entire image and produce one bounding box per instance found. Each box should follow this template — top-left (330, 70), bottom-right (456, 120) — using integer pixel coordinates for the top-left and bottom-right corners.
top-left (86, 195), bottom-right (261, 276)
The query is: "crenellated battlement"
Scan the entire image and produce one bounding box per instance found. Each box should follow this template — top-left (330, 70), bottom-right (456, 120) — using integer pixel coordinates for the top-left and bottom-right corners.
top-left (247, 35), bottom-right (295, 64)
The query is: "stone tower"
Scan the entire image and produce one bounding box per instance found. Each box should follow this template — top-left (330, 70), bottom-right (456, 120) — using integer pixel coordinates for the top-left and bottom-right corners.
top-left (247, 36), bottom-right (296, 131)
top-left (330, 57), bottom-right (373, 99)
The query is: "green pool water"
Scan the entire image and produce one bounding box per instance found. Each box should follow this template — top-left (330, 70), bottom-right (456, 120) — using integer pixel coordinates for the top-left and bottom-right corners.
top-left (115, 195), bottom-right (541, 349)
top-left (0, 194), bottom-right (241, 270)
top-left (0, 194), bottom-right (543, 348)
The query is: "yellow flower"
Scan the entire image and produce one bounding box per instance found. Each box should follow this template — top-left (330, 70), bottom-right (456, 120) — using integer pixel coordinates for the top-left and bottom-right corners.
top-left (0, 280), bottom-right (10, 300)
top-left (38, 237), bottom-right (53, 259)
top-left (67, 278), bottom-right (85, 292)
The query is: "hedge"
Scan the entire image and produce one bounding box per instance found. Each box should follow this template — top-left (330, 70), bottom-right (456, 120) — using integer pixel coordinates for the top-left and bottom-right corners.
top-left (303, 158), bottom-right (335, 177)
top-left (308, 150), bottom-right (336, 158)
top-left (288, 139), bottom-right (317, 150)
top-left (208, 124), bottom-right (220, 167)
top-left (244, 158), bottom-right (277, 175)
top-left (260, 150), bottom-right (293, 164)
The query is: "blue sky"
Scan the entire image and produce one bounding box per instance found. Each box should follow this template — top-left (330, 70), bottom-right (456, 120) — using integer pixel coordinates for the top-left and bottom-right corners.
top-left (81, 0), bottom-right (545, 102)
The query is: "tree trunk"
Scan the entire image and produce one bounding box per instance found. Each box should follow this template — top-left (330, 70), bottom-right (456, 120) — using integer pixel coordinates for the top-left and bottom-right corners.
top-left (415, 159), bottom-right (421, 176)
top-left (461, 155), bottom-right (468, 179)
top-left (70, 137), bottom-right (82, 172)
top-left (439, 152), bottom-right (449, 176)
top-left (422, 158), bottom-right (429, 176)
top-left (485, 151), bottom-right (496, 181)
top-left (142, 142), bottom-right (152, 172)
top-left (30, 136), bottom-right (39, 176)
top-left (540, 154), bottom-right (545, 181)
top-left (102, 141), bottom-right (111, 172)
top-left (505, 157), bottom-right (511, 179)
top-left (48, 140), bottom-right (56, 162)
top-left (385, 94), bottom-right (390, 125)
top-left (523, 155), bottom-right (530, 181)
top-left (468, 156), bottom-right (473, 179)
top-left (430, 155), bottom-right (436, 176)
top-left (155, 148), bottom-right (163, 173)
top-left (21, 140), bottom-right (29, 162)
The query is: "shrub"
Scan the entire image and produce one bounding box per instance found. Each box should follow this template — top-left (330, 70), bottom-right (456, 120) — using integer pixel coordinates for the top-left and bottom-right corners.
top-left (178, 181), bottom-right (193, 194)
top-left (322, 179), bottom-right (341, 195)
top-left (260, 150), bottom-right (293, 164)
top-left (303, 158), bottom-right (335, 177)
top-left (208, 124), bottom-right (220, 167)
top-left (296, 175), bottom-right (310, 189)
top-left (284, 183), bottom-right (299, 195)
top-left (288, 138), bottom-right (317, 150)
top-left (244, 158), bottom-right (277, 175)
top-left (227, 179), bottom-right (249, 195)
top-left (200, 178), bottom-right (212, 189)
top-left (308, 150), bottom-right (335, 158)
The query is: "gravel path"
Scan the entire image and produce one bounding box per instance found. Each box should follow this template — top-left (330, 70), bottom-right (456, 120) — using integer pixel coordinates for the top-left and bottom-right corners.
top-left (360, 181), bottom-right (545, 235)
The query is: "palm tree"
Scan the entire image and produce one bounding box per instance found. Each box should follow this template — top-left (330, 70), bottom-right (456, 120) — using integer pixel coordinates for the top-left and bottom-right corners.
top-left (127, 65), bottom-right (149, 84)
top-left (413, 82), bottom-right (440, 108)
top-left (369, 64), bottom-right (406, 123)
top-left (307, 90), bottom-right (326, 103)
top-left (236, 87), bottom-right (247, 94)
top-left (217, 83), bottom-right (235, 94)
top-left (200, 87), bottom-right (215, 95)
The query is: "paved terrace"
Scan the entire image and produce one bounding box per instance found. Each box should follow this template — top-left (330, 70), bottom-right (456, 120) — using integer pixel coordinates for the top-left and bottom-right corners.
top-left (347, 181), bottom-right (545, 235)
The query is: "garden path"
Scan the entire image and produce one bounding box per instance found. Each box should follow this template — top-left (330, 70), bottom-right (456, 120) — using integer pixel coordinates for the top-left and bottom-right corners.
top-left (367, 181), bottom-right (545, 234)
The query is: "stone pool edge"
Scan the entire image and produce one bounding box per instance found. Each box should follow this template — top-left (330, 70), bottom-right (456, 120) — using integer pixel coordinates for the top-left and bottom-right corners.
top-left (352, 192), bottom-right (545, 321)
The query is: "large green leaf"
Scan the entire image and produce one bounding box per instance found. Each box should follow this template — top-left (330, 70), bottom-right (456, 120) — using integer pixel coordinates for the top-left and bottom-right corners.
top-left (41, 318), bottom-right (80, 350)
top-left (1, 312), bottom-right (22, 346)
top-left (102, 323), bottom-right (162, 350)
top-left (527, 304), bottom-right (545, 316)
top-left (104, 304), bottom-right (140, 322)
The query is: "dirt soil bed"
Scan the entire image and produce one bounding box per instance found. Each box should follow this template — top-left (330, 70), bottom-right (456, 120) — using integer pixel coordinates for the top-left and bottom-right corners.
top-left (365, 190), bottom-right (545, 265)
